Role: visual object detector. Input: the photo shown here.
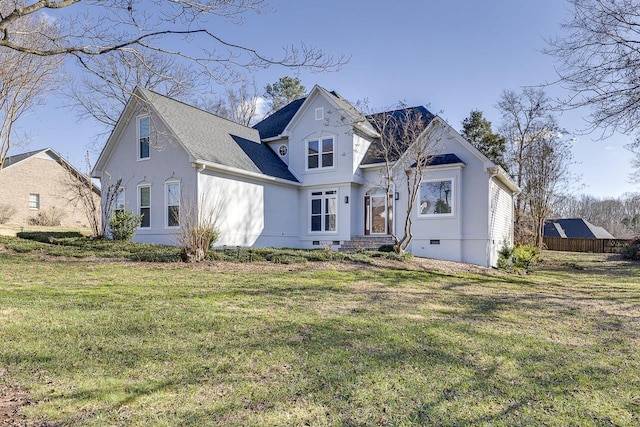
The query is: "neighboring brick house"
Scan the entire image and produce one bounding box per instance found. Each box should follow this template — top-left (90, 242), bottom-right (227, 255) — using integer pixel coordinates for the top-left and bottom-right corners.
top-left (0, 148), bottom-right (101, 227)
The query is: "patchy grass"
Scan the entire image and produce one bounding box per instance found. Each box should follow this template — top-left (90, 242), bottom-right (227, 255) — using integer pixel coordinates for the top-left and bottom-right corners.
top-left (0, 250), bottom-right (638, 426)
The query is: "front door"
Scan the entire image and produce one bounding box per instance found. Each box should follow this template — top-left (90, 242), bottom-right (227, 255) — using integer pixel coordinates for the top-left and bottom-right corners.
top-left (364, 191), bottom-right (392, 235)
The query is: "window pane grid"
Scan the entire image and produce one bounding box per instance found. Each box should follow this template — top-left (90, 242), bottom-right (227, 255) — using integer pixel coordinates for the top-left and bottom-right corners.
top-left (166, 183), bottom-right (180, 227)
top-left (310, 190), bottom-right (337, 232)
top-left (307, 137), bottom-right (334, 169)
top-left (139, 186), bottom-right (150, 228)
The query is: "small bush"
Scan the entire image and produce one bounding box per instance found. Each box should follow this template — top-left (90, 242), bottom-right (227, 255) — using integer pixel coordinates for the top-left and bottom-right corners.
top-left (0, 204), bottom-right (16, 224)
top-left (622, 239), bottom-right (640, 261)
top-left (29, 207), bottom-right (64, 226)
top-left (109, 210), bottom-right (143, 241)
top-left (513, 245), bottom-right (540, 271)
top-left (497, 245), bottom-right (514, 270)
top-left (497, 244), bottom-right (539, 272)
top-left (378, 244), bottom-right (395, 253)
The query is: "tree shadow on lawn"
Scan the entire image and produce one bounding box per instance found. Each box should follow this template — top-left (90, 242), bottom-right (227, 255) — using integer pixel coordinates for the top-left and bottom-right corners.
top-left (4, 262), bottom-right (639, 424)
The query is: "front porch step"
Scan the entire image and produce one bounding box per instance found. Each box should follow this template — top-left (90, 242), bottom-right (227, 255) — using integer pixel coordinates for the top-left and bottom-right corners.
top-left (339, 235), bottom-right (395, 252)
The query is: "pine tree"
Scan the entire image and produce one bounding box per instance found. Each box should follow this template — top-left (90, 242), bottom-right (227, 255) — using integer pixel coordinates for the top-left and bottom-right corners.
top-left (264, 76), bottom-right (307, 114)
top-left (461, 110), bottom-right (508, 172)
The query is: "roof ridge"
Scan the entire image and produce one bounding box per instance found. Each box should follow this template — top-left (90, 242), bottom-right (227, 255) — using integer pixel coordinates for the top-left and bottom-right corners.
top-left (138, 86), bottom-right (254, 131)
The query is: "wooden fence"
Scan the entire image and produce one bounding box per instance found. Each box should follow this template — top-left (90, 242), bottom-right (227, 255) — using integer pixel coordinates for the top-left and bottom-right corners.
top-left (543, 237), bottom-right (630, 254)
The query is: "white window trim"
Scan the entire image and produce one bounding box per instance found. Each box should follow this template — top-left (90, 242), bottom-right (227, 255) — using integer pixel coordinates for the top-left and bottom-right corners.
top-left (137, 115), bottom-right (151, 161)
top-left (29, 193), bottom-right (40, 210)
top-left (164, 181), bottom-right (180, 229)
top-left (417, 178), bottom-right (455, 218)
top-left (305, 135), bottom-right (336, 171)
top-left (308, 189), bottom-right (338, 233)
top-left (138, 184), bottom-right (151, 228)
top-left (278, 144), bottom-right (288, 157)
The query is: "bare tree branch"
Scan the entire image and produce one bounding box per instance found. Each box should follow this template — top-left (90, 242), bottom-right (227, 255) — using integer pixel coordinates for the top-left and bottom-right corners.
top-left (546, 0), bottom-right (640, 135)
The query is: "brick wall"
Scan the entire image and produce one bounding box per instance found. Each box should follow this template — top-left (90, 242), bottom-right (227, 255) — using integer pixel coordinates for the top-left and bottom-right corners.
top-left (0, 154), bottom-right (100, 228)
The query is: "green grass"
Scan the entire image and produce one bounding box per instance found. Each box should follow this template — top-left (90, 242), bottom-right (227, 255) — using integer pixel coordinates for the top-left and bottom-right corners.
top-left (0, 249), bottom-right (638, 426)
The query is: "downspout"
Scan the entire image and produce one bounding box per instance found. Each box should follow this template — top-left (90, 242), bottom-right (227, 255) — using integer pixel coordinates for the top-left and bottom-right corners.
top-left (488, 166), bottom-right (501, 267)
top-left (195, 163), bottom-right (206, 218)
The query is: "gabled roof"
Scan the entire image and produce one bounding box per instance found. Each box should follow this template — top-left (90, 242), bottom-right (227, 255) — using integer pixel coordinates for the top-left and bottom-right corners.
top-left (544, 218), bottom-right (615, 239)
top-left (361, 106), bottom-right (436, 165)
top-left (3, 147), bottom-right (100, 195)
top-left (3, 148), bottom-right (46, 168)
top-left (95, 87), bottom-right (298, 183)
top-left (252, 85), bottom-right (378, 140)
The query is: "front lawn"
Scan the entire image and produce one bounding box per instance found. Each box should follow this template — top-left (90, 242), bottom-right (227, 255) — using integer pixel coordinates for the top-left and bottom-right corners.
top-left (0, 249), bottom-right (638, 426)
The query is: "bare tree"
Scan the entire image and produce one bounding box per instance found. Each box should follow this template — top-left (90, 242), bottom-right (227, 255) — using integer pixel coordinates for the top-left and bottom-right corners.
top-left (522, 131), bottom-right (574, 248)
top-left (60, 152), bottom-right (102, 237)
top-left (67, 49), bottom-right (204, 131)
top-left (498, 88), bottom-right (561, 244)
top-left (554, 192), bottom-right (640, 238)
top-left (100, 177), bottom-right (123, 238)
top-left (0, 3), bottom-right (61, 170)
top-left (366, 106), bottom-right (441, 254)
top-left (198, 81), bottom-right (259, 125)
top-left (0, 1), bottom-right (345, 80)
top-left (546, 0), bottom-right (640, 135)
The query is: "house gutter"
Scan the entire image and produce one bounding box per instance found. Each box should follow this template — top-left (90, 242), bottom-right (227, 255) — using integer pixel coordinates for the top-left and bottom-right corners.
top-left (261, 135), bottom-right (287, 142)
top-left (488, 166), bottom-right (520, 194)
top-left (192, 160), bottom-right (301, 188)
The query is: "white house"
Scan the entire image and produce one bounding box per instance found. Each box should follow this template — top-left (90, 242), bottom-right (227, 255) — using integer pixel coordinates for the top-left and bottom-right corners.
top-left (92, 85), bottom-right (519, 267)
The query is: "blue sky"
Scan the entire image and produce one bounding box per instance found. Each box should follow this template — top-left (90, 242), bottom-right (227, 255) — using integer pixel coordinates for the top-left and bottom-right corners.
top-left (16, 0), bottom-right (638, 198)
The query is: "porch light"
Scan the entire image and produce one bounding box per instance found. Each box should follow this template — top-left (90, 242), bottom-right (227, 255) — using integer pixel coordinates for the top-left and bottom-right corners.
top-left (394, 192), bottom-right (399, 200)
top-left (344, 196), bottom-right (349, 204)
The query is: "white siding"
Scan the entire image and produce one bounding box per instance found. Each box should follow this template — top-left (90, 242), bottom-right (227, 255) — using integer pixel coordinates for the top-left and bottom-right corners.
top-left (488, 179), bottom-right (514, 266)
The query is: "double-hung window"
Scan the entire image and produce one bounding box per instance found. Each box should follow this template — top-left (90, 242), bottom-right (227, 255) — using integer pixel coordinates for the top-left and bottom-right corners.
top-left (29, 193), bottom-right (40, 210)
top-left (310, 190), bottom-right (337, 232)
top-left (307, 136), bottom-right (334, 169)
top-left (139, 185), bottom-right (151, 228)
top-left (166, 182), bottom-right (180, 228)
top-left (138, 116), bottom-right (150, 160)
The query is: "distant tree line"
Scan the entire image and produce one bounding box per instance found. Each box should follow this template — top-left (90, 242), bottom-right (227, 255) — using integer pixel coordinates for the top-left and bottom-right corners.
top-left (553, 193), bottom-right (640, 239)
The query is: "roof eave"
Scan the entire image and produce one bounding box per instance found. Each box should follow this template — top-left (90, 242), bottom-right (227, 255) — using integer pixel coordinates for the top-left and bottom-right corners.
top-left (194, 160), bottom-right (301, 187)
top-left (488, 166), bottom-right (521, 194)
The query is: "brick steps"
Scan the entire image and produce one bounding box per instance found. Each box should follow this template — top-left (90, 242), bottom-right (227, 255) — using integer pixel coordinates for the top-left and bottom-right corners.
top-left (339, 235), bottom-right (395, 252)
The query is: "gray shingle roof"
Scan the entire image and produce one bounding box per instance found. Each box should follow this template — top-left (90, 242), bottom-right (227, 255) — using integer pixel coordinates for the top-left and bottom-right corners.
top-left (3, 148), bottom-right (47, 168)
top-left (253, 98), bottom-right (305, 139)
top-left (140, 88), bottom-right (298, 183)
top-left (544, 218), bottom-right (615, 239)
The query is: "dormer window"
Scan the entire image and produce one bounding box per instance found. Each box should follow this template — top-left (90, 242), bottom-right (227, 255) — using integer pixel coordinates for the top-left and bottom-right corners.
top-left (138, 116), bottom-right (150, 160)
top-left (307, 136), bottom-right (334, 170)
